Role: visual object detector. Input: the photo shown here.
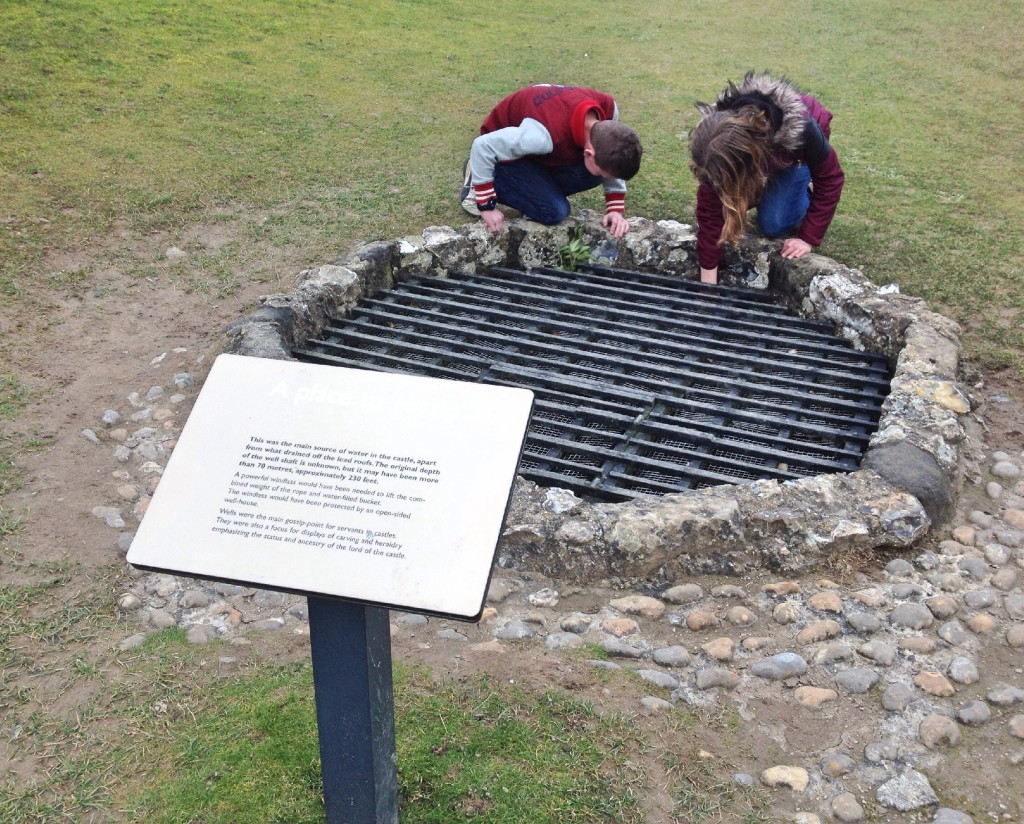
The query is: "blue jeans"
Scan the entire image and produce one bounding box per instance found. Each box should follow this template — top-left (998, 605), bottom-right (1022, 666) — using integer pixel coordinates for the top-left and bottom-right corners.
top-left (757, 163), bottom-right (812, 237)
top-left (492, 158), bottom-right (604, 225)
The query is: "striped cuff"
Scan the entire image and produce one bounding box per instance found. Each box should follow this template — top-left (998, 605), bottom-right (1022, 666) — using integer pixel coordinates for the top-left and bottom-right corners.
top-left (474, 182), bottom-right (496, 206)
top-left (604, 192), bottom-right (626, 214)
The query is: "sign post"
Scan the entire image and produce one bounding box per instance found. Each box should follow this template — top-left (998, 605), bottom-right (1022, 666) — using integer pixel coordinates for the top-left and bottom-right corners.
top-left (127, 354), bottom-right (533, 822)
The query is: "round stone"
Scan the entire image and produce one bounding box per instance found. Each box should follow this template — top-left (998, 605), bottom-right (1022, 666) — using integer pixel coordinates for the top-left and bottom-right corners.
top-left (560, 613), bottom-right (592, 634)
top-left (186, 624), bottom-right (216, 644)
top-left (117, 591), bottom-right (144, 612)
top-left (899, 636), bottom-right (938, 655)
top-left (820, 753), bottom-right (856, 778)
top-left (1006, 624), bottom-right (1024, 647)
top-left (858, 640), bottom-right (897, 666)
top-left (914, 671), bottom-right (956, 697)
top-left (836, 668), bottom-right (880, 694)
top-left (966, 614), bottom-right (997, 634)
top-left (694, 667), bottom-right (740, 690)
top-left (686, 609), bottom-right (719, 631)
top-left (610, 594), bottom-right (665, 619)
top-left (528, 587), bottom-right (559, 607)
top-left (636, 669), bottom-right (680, 690)
top-left (640, 696), bottom-right (674, 713)
top-left (760, 765), bottom-right (809, 792)
top-left (495, 620), bottom-right (534, 640)
top-left (831, 792), bottom-right (864, 822)
top-left (701, 637), bottom-right (735, 661)
top-left (959, 557), bottom-right (988, 581)
top-left (881, 682), bottom-right (917, 711)
top-left (751, 652), bottom-right (807, 680)
top-left (991, 460), bottom-right (1021, 479)
top-left (890, 603), bottom-right (934, 630)
top-left (762, 581), bottom-right (801, 596)
top-left (919, 714), bottom-right (961, 749)
top-left (1005, 508), bottom-right (1024, 530)
top-left (711, 584), bottom-right (747, 599)
top-left (864, 740), bottom-right (898, 762)
top-left (947, 656), bottom-right (980, 685)
top-left (986, 481), bottom-right (1004, 499)
top-left (181, 590), bottom-right (211, 609)
top-left (653, 646), bottom-right (691, 668)
top-left (545, 632), bottom-right (583, 650)
top-left (937, 621), bottom-right (970, 646)
top-left (773, 602), bottom-right (801, 625)
top-left (847, 611), bottom-right (882, 633)
top-left (885, 558), bottom-right (915, 577)
top-left (926, 594), bottom-right (959, 619)
top-left (808, 591), bottom-right (843, 613)
top-left (964, 588), bottom-right (997, 609)
top-left (852, 588), bottom-right (886, 608)
top-left (1004, 593), bottom-right (1024, 620)
top-left (732, 638), bottom-right (768, 655)
top-left (1008, 714), bottom-right (1024, 738)
top-left (601, 617), bottom-right (640, 637)
top-left (931, 808), bottom-right (978, 824)
top-left (969, 510), bottom-right (995, 529)
top-left (957, 700), bottom-right (992, 725)
top-left (149, 609), bottom-right (176, 629)
top-left (950, 526), bottom-right (976, 545)
top-left (814, 642), bottom-right (854, 664)
top-left (796, 686), bottom-right (838, 708)
top-left (987, 683), bottom-right (1024, 706)
top-left (795, 619), bottom-right (841, 645)
top-left (724, 605), bottom-right (757, 626)
top-left (663, 583), bottom-right (704, 604)
top-left (600, 639), bottom-right (644, 659)
top-left (983, 543), bottom-right (1011, 566)
top-left (991, 567), bottom-right (1018, 591)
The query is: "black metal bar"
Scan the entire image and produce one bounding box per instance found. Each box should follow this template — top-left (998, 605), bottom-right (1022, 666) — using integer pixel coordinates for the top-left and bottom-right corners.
top-left (294, 264), bottom-right (892, 502)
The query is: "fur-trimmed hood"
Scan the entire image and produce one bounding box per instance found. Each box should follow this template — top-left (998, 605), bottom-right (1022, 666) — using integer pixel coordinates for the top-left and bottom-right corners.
top-left (696, 71), bottom-right (808, 153)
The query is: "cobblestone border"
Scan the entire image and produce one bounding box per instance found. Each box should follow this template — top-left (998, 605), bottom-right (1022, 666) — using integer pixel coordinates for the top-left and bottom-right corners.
top-left (222, 212), bottom-right (970, 583)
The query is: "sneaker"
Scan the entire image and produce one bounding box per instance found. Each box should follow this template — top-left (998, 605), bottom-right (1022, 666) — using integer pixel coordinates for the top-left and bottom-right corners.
top-left (460, 157), bottom-right (479, 216)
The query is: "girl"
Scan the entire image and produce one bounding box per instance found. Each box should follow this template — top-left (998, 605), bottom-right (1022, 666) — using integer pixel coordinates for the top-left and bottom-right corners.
top-left (689, 72), bottom-right (844, 284)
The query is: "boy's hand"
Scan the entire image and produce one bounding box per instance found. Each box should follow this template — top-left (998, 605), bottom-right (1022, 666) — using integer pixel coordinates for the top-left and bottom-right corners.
top-left (482, 210), bottom-right (504, 233)
top-left (603, 211), bottom-right (628, 238)
top-left (781, 238), bottom-right (812, 259)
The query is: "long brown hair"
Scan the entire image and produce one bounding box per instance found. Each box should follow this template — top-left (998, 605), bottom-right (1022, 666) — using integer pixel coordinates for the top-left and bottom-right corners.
top-left (689, 107), bottom-right (773, 246)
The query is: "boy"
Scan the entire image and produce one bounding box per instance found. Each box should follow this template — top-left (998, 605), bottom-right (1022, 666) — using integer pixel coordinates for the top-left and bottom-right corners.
top-left (460, 84), bottom-right (643, 238)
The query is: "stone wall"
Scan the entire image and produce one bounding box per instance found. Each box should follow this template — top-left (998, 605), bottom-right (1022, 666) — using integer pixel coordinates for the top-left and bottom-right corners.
top-left (223, 211), bottom-right (970, 583)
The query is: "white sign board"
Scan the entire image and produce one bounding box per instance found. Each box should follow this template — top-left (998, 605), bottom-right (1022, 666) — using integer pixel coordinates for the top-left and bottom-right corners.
top-left (126, 354), bottom-right (533, 620)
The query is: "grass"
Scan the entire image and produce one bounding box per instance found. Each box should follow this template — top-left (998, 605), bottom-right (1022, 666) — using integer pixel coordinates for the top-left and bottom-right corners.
top-left (1, 0), bottom-right (1022, 368)
top-left (1, 0), bottom-right (1023, 820)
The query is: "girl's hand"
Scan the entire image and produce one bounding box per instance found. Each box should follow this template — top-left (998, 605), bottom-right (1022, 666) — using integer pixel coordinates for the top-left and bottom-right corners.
top-left (781, 238), bottom-right (812, 259)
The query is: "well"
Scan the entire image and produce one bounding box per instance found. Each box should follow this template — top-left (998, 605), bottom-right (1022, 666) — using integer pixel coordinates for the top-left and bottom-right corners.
top-left (224, 212), bottom-right (970, 583)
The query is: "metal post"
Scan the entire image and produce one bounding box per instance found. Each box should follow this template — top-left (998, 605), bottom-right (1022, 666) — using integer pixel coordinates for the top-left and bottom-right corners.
top-left (307, 596), bottom-right (398, 824)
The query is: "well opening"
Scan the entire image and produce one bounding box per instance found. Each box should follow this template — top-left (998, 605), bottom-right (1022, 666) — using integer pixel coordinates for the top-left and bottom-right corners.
top-left (292, 262), bottom-right (891, 502)
top-left (226, 213), bottom-right (969, 582)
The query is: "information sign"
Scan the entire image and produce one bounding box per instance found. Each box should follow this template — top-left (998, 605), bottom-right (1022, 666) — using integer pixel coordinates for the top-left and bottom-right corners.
top-left (126, 354), bottom-right (533, 620)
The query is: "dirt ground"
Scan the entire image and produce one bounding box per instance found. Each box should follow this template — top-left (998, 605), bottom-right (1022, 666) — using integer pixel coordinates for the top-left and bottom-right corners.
top-left (3, 217), bottom-right (1024, 822)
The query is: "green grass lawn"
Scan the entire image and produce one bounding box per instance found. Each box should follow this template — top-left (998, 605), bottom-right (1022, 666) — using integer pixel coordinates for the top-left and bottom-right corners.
top-left (2, 0), bottom-right (1023, 820)
top-left (3, 0), bottom-right (1022, 367)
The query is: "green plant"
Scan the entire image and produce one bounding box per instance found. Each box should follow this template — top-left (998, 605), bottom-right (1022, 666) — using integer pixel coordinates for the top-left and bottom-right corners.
top-left (557, 225), bottom-right (594, 271)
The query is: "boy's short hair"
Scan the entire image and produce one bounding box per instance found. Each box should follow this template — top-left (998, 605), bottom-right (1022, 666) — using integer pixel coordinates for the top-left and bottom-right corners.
top-left (591, 120), bottom-right (643, 180)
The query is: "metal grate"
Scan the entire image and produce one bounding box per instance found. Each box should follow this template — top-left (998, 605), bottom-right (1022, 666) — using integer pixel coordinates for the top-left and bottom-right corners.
top-left (293, 263), bottom-right (892, 502)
